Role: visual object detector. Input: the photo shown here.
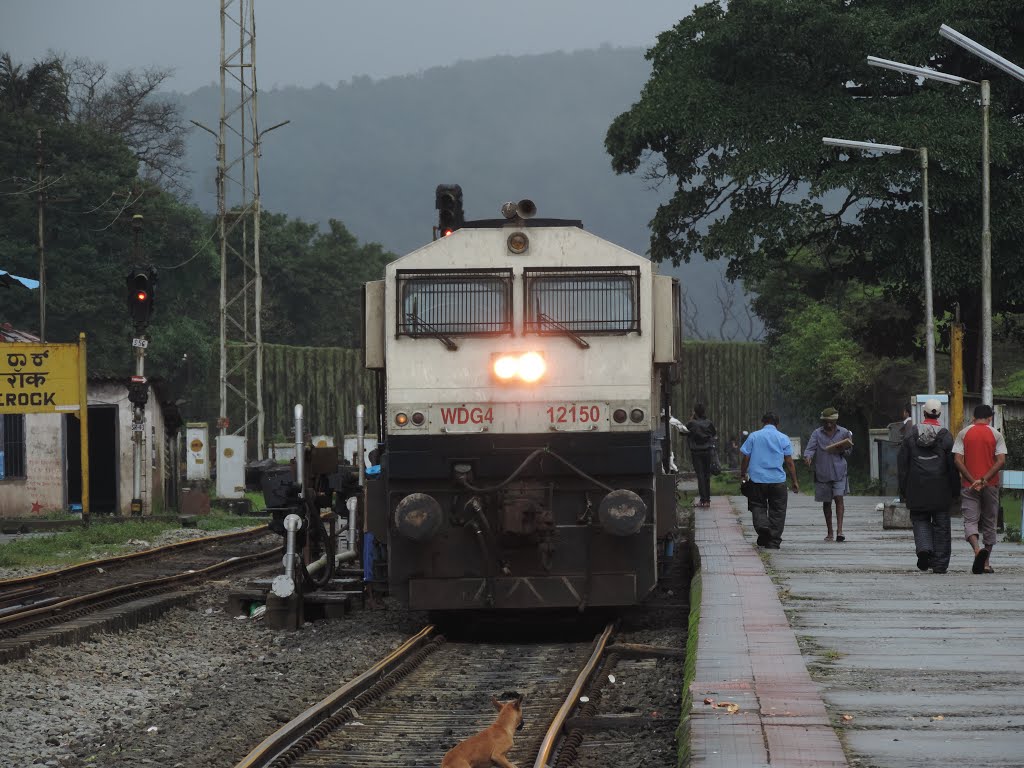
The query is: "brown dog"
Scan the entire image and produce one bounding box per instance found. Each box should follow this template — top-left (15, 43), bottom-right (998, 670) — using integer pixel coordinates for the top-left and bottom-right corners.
top-left (440, 694), bottom-right (525, 768)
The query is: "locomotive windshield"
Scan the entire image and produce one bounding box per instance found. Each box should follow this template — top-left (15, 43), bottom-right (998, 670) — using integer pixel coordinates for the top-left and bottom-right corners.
top-left (524, 266), bottom-right (640, 335)
top-left (397, 268), bottom-right (513, 337)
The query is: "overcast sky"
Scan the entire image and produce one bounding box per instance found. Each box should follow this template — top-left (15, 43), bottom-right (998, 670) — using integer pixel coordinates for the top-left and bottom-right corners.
top-left (3, 1), bottom-right (700, 92)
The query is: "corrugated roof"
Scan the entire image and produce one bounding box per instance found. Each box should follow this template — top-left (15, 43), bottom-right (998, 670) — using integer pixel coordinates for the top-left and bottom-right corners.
top-left (0, 323), bottom-right (41, 342)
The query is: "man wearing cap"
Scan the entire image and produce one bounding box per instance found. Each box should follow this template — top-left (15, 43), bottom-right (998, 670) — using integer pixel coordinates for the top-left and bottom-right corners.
top-left (804, 407), bottom-right (854, 541)
top-left (953, 404), bottom-right (1008, 574)
top-left (898, 399), bottom-right (959, 574)
top-left (740, 412), bottom-right (800, 549)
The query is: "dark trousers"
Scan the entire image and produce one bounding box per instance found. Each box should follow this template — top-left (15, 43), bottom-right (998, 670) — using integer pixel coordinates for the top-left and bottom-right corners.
top-left (748, 482), bottom-right (788, 547)
top-left (691, 449), bottom-right (713, 503)
top-left (910, 506), bottom-right (951, 571)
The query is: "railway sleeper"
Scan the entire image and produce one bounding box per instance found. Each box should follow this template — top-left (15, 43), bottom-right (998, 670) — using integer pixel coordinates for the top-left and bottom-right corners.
top-left (0, 592), bottom-right (188, 663)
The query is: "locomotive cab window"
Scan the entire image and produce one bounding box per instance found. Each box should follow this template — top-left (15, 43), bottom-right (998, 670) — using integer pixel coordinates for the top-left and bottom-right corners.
top-left (524, 266), bottom-right (640, 335)
top-left (397, 269), bottom-right (513, 338)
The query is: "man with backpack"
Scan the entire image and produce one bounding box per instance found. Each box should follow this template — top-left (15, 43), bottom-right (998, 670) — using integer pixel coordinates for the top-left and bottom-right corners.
top-left (897, 399), bottom-right (959, 574)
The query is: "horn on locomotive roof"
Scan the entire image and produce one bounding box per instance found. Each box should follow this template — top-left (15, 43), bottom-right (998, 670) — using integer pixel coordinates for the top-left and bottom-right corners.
top-left (500, 199), bottom-right (537, 220)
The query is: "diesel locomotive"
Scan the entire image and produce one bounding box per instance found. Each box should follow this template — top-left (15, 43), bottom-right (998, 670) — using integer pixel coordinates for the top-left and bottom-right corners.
top-left (362, 197), bottom-right (681, 611)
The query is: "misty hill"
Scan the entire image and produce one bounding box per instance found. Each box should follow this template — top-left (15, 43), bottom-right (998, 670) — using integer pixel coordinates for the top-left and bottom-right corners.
top-left (177, 46), bottom-right (758, 338)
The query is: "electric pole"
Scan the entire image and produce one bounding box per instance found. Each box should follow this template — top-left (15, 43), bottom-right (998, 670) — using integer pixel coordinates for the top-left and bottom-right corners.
top-left (36, 129), bottom-right (46, 342)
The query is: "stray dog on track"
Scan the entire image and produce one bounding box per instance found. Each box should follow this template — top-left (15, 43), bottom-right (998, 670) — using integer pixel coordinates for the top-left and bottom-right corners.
top-left (441, 693), bottom-right (525, 768)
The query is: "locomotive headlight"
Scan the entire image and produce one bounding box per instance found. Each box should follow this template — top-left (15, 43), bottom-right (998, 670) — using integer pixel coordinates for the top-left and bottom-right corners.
top-left (491, 351), bottom-right (547, 383)
top-left (518, 351), bottom-right (546, 382)
top-left (493, 354), bottom-right (520, 381)
top-left (507, 231), bottom-right (529, 254)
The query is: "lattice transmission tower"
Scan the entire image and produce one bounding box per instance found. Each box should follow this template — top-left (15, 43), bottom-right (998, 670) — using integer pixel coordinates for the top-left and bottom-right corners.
top-left (194, 0), bottom-right (293, 461)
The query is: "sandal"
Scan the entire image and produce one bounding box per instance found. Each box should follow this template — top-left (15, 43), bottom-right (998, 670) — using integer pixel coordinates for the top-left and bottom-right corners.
top-left (824, 534), bottom-right (834, 542)
top-left (972, 548), bottom-right (989, 575)
top-left (836, 535), bottom-right (846, 542)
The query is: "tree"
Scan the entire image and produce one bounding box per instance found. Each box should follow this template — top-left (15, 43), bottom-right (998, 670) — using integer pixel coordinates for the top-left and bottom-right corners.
top-left (606, 0), bottom-right (1024, 397)
top-left (65, 57), bottom-right (188, 190)
top-left (258, 215), bottom-right (392, 348)
top-left (0, 53), bottom-right (69, 119)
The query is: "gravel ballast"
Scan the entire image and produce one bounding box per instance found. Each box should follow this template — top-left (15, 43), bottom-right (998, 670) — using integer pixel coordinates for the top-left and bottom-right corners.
top-left (0, 581), bottom-right (421, 768)
top-left (2, 513), bottom-right (693, 767)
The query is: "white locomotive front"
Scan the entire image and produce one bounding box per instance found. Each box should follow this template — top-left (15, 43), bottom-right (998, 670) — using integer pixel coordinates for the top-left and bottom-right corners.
top-left (363, 201), bottom-right (680, 611)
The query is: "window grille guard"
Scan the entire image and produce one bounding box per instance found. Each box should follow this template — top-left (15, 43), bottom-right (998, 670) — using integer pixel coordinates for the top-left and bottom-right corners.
top-left (524, 266), bottom-right (641, 335)
top-left (396, 269), bottom-right (513, 338)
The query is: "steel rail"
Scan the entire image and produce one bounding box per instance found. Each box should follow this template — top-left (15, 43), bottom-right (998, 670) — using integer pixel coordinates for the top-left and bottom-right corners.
top-left (0, 545), bottom-right (282, 633)
top-left (532, 621), bottom-right (616, 768)
top-left (233, 625), bottom-right (437, 768)
top-left (0, 524), bottom-right (273, 592)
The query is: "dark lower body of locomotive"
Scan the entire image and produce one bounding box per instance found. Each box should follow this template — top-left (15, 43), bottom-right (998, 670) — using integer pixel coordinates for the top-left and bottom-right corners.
top-left (364, 431), bottom-right (678, 611)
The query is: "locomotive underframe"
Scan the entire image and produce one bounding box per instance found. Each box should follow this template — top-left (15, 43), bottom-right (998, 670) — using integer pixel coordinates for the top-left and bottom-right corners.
top-left (369, 431), bottom-right (672, 611)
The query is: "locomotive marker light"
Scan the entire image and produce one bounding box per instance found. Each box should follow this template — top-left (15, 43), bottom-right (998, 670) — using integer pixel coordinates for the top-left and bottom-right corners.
top-left (435, 184), bottom-right (464, 238)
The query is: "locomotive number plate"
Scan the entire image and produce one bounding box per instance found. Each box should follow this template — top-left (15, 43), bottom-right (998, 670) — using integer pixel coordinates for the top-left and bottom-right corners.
top-left (544, 402), bottom-right (607, 431)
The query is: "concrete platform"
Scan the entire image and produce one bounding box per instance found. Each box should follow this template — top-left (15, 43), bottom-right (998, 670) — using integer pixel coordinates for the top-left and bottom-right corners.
top-left (691, 491), bottom-right (1024, 767)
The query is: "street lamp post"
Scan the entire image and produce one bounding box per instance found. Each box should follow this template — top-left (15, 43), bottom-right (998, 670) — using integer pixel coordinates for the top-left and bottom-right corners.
top-left (934, 24), bottom-right (1024, 405)
top-left (867, 52), bottom-right (993, 406)
top-left (822, 137), bottom-right (936, 393)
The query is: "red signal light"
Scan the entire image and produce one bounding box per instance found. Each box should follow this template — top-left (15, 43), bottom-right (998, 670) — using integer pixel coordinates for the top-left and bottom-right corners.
top-left (135, 290), bottom-right (148, 302)
top-left (443, 229), bottom-right (454, 237)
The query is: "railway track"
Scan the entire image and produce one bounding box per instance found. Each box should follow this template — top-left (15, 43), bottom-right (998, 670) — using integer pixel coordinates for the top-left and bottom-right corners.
top-left (0, 526), bottom-right (284, 662)
top-left (0, 524), bottom-right (274, 595)
top-left (234, 617), bottom-right (685, 768)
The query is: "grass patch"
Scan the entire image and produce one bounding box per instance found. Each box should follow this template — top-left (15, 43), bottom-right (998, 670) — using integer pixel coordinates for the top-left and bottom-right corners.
top-left (822, 648), bottom-right (845, 662)
top-left (0, 515), bottom-right (268, 569)
top-left (244, 490), bottom-right (266, 512)
top-left (1004, 504), bottom-right (1022, 544)
top-left (677, 562), bottom-right (702, 767)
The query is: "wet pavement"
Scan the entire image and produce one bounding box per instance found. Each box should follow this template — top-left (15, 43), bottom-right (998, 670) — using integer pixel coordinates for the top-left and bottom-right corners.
top-left (691, 491), bottom-right (1024, 767)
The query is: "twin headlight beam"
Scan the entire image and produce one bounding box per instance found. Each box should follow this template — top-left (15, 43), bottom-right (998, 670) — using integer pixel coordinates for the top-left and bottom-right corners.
top-left (492, 351), bottom-right (546, 383)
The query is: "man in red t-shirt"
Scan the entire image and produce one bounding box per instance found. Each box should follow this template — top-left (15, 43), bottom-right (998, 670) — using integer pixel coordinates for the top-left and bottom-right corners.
top-left (953, 404), bottom-right (1008, 574)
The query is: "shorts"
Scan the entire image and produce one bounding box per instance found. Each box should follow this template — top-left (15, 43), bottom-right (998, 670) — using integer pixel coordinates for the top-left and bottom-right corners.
top-left (960, 485), bottom-right (999, 547)
top-left (814, 478), bottom-right (847, 502)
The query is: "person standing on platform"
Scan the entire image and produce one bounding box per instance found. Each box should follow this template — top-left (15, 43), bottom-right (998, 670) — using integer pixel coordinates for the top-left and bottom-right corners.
top-left (804, 407), bottom-right (854, 542)
top-left (740, 412), bottom-right (800, 549)
top-left (953, 404), bottom-right (1008, 574)
top-left (897, 398), bottom-right (958, 574)
top-left (899, 405), bottom-right (914, 440)
top-left (685, 403), bottom-right (717, 508)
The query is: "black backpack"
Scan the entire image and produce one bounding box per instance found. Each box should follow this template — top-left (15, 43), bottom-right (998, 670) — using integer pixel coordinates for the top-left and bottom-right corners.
top-left (904, 429), bottom-right (955, 511)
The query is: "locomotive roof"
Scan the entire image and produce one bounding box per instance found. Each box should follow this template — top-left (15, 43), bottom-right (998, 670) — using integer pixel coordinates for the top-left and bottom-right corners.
top-left (390, 221), bottom-right (652, 269)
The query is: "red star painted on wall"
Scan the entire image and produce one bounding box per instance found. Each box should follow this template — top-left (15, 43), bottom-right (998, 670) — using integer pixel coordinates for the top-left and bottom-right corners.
top-left (30, 501), bottom-right (42, 514)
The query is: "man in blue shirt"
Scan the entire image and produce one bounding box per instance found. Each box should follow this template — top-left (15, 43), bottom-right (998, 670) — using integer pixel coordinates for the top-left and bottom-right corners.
top-left (740, 412), bottom-right (801, 548)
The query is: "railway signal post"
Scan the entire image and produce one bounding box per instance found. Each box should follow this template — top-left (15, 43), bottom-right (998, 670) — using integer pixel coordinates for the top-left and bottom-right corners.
top-left (125, 217), bottom-right (157, 515)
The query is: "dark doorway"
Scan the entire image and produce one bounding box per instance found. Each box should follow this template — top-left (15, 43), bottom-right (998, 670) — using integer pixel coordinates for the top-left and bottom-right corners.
top-left (66, 406), bottom-right (119, 514)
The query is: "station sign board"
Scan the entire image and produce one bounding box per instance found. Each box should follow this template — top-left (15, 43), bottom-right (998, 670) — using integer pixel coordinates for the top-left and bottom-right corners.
top-left (0, 341), bottom-right (85, 414)
top-left (0, 335), bottom-right (90, 518)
